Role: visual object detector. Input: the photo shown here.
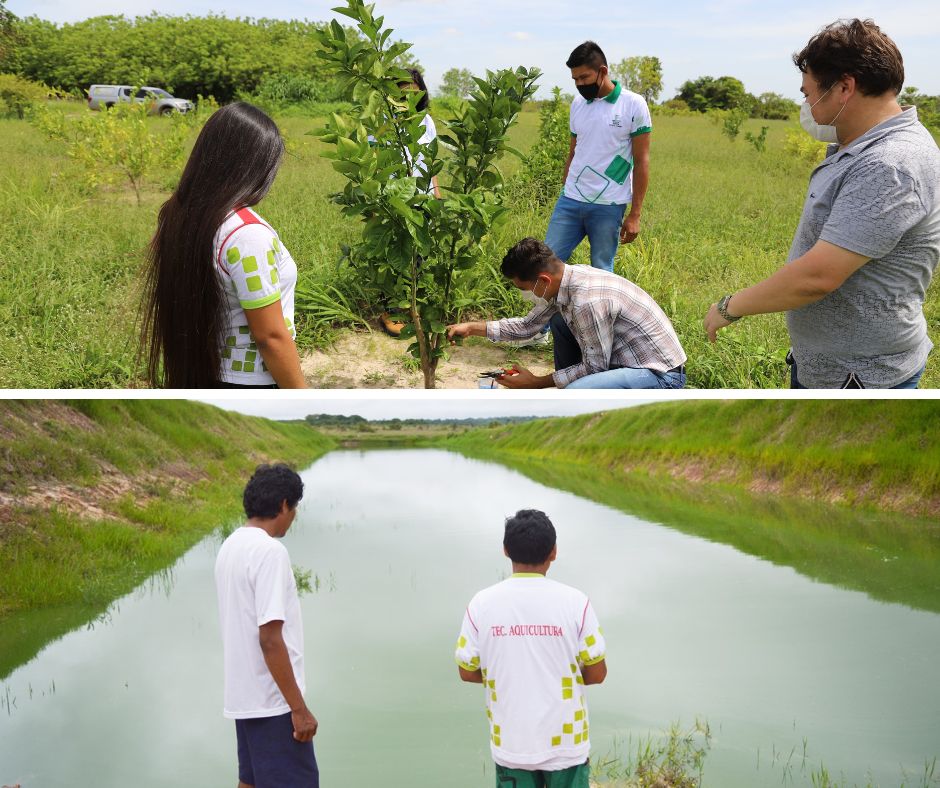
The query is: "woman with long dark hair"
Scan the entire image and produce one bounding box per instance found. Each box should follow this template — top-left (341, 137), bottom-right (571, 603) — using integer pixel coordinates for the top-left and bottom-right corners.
top-left (141, 102), bottom-right (306, 388)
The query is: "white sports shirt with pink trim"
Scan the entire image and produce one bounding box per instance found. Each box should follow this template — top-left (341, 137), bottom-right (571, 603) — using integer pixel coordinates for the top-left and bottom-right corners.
top-left (213, 208), bottom-right (297, 385)
top-left (455, 574), bottom-right (606, 771)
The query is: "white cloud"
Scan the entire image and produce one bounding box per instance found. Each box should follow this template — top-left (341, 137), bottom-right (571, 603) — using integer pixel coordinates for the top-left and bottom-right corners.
top-left (509, 31), bottom-right (531, 40)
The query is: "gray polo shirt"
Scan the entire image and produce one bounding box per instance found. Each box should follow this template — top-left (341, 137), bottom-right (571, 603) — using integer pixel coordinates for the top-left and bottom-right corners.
top-left (785, 106), bottom-right (940, 388)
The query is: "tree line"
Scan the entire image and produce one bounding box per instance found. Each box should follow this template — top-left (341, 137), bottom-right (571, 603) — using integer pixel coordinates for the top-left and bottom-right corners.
top-left (1, 4), bottom-right (936, 129)
top-left (0, 9), bottom-right (416, 102)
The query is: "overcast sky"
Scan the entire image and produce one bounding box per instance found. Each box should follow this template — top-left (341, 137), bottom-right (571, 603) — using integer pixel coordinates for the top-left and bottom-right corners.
top-left (13, 0), bottom-right (940, 99)
top-left (197, 392), bottom-right (680, 421)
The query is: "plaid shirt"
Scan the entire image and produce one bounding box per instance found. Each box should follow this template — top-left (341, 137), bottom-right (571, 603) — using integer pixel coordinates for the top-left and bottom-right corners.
top-left (486, 265), bottom-right (686, 388)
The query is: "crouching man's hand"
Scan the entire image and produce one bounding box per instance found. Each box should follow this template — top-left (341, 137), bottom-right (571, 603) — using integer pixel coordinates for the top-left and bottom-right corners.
top-left (497, 364), bottom-right (555, 389)
top-left (446, 321), bottom-right (486, 344)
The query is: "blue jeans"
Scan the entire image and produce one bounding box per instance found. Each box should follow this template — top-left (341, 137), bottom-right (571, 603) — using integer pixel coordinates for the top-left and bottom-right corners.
top-left (790, 359), bottom-right (926, 389)
top-left (544, 194), bottom-right (626, 272)
top-left (551, 313), bottom-right (685, 389)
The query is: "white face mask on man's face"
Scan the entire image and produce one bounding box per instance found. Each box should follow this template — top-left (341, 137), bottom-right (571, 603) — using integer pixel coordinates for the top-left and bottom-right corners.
top-left (800, 85), bottom-right (847, 144)
top-left (520, 276), bottom-right (552, 308)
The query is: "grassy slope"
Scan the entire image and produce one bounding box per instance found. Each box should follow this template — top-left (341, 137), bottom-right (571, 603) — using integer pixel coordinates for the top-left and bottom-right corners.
top-left (436, 400), bottom-right (940, 613)
top-left (4, 104), bottom-right (935, 388)
top-left (439, 400), bottom-right (940, 512)
top-left (0, 400), bottom-right (335, 676)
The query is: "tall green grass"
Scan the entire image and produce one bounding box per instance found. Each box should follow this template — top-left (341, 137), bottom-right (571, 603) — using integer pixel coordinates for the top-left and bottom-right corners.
top-left (440, 400), bottom-right (940, 509)
top-left (2, 105), bottom-right (937, 387)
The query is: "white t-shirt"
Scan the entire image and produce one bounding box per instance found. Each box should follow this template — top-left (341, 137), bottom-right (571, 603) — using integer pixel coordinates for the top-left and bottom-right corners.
top-left (565, 81), bottom-right (652, 206)
top-left (215, 526), bottom-right (305, 719)
top-left (455, 574), bottom-right (606, 770)
top-left (413, 114), bottom-right (437, 193)
top-left (213, 208), bottom-right (298, 385)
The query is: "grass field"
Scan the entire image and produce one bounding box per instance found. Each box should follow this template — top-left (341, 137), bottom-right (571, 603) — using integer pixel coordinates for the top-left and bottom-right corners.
top-left (2, 101), bottom-right (937, 388)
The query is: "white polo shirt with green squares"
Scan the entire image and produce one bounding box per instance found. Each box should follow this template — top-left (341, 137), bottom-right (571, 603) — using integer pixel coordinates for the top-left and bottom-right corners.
top-left (565, 80), bottom-right (652, 206)
top-left (455, 574), bottom-right (606, 771)
top-left (213, 208), bottom-right (297, 385)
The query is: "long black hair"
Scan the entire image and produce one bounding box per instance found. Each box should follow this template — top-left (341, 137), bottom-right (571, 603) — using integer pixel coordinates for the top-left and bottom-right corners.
top-left (140, 102), bottom-right (284, 388)
top-left (400, 68), bottom-right (430, 112)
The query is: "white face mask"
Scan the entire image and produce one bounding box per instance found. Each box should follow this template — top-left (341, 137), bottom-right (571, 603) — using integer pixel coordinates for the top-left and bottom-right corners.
top-left (521, 277), bottom-right (552, 308)
top-left (799, 85), bottom-right (847, 144)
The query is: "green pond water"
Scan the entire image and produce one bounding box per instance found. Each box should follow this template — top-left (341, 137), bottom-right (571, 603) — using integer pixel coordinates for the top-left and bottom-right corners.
top-left (1, 448), bottom-right (938, 787)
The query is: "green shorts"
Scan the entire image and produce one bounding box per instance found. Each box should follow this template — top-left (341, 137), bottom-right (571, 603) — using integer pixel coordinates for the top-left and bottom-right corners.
top-left (495, 760), bottom-right (590, 788)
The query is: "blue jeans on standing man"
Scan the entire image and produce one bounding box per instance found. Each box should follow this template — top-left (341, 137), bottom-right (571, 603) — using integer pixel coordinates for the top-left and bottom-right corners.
top-left (543, 194), bottom-right (627, 272)
top-left (551, 313), bottom-right (685, 390)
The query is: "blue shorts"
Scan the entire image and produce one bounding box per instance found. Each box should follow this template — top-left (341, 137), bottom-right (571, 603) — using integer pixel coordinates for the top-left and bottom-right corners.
top-left (235, 712), bottom-right (319, 788)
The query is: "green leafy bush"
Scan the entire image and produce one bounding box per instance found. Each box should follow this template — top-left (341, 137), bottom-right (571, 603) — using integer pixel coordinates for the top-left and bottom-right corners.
top-left (783, 125), bottom-right (828, 163)
top-left (745, 125), bottom-right (769, 152)
top-left (508, 86), bottom-right (569, 206)
top-left (31, 99), bottom-right (201, 204)
top-left (0, 72), bottom-right (50, 118)
top-left (313, 0), bottom-right (539, 388)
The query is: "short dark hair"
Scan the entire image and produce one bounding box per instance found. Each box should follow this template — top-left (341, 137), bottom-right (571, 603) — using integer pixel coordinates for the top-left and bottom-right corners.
top-left (793, 19), bottom-right (904, 96)
top-left (504, 509), bottom-right (556, 564)
top-left (501, 237), bottom-right (562, 281)
top-left (243, 463), bottom-right (304, 519)
top-left (566, 41), bottom-right (607, 70)
top-left (399, 67), bottom-right (430, 112)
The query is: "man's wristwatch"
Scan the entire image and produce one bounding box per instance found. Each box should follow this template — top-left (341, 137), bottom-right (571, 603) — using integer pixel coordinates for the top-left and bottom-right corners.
top-left (716, 294), bottom-right (742, 322)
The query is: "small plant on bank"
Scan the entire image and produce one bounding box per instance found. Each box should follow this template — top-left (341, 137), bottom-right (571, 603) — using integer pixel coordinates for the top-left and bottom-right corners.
top-left (312, 0), bottom-right (539, 388)
top-left (593, 719), bottom-right (712, 787)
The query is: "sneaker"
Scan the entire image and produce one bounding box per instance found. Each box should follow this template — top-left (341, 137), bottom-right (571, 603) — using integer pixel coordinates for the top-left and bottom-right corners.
top-left (380, 312), bottom-right (406, 337)
top-left (503, 331), bottom-right (551, 348)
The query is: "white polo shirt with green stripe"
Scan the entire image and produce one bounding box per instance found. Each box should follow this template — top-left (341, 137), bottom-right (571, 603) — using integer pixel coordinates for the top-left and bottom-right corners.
top-left (565, 81), bottom-right (652, 205)
top-left (213, 208), bottom-right (297, 385)
top-left (455, 574), bottom-right (606, 771)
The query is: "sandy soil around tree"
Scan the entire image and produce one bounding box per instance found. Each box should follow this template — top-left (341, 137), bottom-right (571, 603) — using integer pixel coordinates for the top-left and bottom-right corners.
top-left (300, 328), bottom-right (554, 389)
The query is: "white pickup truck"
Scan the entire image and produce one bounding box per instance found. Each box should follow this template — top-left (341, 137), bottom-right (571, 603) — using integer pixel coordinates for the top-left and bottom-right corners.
top-left (87, 85), bottom-right (193, 115)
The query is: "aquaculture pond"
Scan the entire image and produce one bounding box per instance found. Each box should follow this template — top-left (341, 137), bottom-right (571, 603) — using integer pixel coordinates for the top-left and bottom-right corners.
top-left (2, 449), bottom-right (938, 787)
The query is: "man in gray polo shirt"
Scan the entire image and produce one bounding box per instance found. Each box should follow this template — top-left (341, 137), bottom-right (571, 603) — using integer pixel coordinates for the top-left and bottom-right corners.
top-left (703, 18), bottom-right (940, 388)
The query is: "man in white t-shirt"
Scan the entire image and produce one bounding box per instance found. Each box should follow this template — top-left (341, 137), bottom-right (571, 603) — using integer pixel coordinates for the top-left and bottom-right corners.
top-left (455, 510), bottom-right (607, 788)
top-left (546, 40), bottom-right (652, 274)
top-left (215, 464), bottom-right (319, 788)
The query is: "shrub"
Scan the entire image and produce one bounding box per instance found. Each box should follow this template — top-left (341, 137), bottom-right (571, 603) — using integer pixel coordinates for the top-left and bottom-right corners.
top-left (508, 85), bottom-right (570, 206)
top-left (0, 72), bottom-right (50, 118)
top-left (744, 125), bottom-right (769, 153)
top-left (783, 126), bottom-right (828, 164)
top-left (654, 98), bottom-right (694, 117)
top-left (313, 0), bottom-right (539, 388)
top-left (710, 107), bottom-right (748, 142)
top-left (30, 99), bottom-right (202, 204)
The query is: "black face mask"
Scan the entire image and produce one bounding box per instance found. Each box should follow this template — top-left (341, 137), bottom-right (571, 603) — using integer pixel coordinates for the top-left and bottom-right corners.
top-left (576, 72), bottom-right (602, 100)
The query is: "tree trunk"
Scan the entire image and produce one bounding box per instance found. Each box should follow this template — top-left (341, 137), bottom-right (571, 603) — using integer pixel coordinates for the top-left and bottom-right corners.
top-left (410, 305), bottom-right (436, 389)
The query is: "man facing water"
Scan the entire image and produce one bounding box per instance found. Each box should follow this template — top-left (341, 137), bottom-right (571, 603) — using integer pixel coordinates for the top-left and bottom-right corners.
top-left (455, 510), bottom-right (607, 788)
top-left (215, 463), bottom-right (319, 788)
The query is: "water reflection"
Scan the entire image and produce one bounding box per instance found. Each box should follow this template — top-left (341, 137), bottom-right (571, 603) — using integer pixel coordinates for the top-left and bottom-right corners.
top-left (0, 449), bottom-right (938, 788)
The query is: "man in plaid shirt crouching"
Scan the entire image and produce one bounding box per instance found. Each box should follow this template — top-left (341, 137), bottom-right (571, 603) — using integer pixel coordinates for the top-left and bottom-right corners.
top-left (447, 237), bottom-right (686, 389)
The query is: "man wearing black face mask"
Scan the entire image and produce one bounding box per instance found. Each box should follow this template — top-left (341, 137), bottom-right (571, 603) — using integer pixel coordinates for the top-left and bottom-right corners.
top-left (543, 41), bottom-right (652, 275)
